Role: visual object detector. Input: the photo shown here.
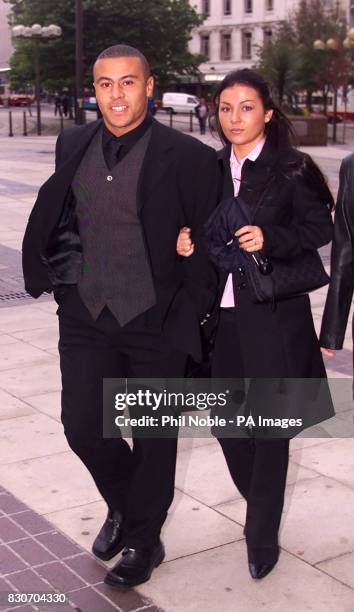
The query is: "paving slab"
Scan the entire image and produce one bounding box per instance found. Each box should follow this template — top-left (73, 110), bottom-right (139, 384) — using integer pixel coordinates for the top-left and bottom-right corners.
top-left (0, 389), bottom-right (36, 420)
top-left (10, 326), bottom-right (59, 350)
top-left (138, 541), bottom-right (354, 612)
top-left (46, 489), bottom-right (242, 566)
top-left (215, 475), bottom-right (354, 566)
top-left (24, 391), bottom-right (61, 422)
top-left (0, 305), bottom-right (56, 333)
top-left (0, 452), bottom-right (100, 515)
top-left (0, 413), bottom-right (68, 465)
top-left (317, 551), bottom-right (354, 589)
top-left (0, 359), bottom-right (60, 398)
top-left (175, 443), bottom-right (242, 506)
top-left (0, 340), bottom-right (55, 371)
top-left (291, 438), bottom-right (354, 489)
top-left (43, 500), bottom-right (107, 555)
top-left (0, 333), bottom-right (20, 344)
top-left (289, 437), bottom-right (335, 452)
top-left (336, 408), bottom-right (354, 424)
top-left (30, 301), bottom-right (58, 315)
top-left (175, 443), bottom-right (320, 508)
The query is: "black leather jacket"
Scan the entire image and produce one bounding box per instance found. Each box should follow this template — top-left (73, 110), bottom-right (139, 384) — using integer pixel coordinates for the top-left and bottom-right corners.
top-left (320, 153), bottom-right (354, 349)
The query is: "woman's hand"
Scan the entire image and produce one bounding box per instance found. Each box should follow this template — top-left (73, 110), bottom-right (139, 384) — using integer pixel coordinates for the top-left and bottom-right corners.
top-left (320, 347), bottom-right (335, 357)
top-left (235, 225), bottom-right (264, 253)
top-left (177, 226), bottom-right (194, 257)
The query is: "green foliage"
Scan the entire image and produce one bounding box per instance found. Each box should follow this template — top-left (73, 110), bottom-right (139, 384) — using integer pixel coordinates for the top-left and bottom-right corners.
top-left (256, 23), bottom-right (299, 106)
top-left (6, 0), bottom-right (204, 91)
top-left (292, 0), bottom-right (347, 94)
top-left (255, 0), bottom-right (348, 110)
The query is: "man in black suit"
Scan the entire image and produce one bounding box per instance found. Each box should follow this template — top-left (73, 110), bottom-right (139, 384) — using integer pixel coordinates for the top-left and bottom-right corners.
top-left (22, 44), bottom-right (218, 588)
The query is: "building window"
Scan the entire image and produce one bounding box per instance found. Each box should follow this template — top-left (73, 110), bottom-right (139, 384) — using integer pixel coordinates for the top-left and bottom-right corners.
top-left (264, 29), bottom-right (272, 44)
top-left (244, 0), bottom-right (253, 13)
top-left (242, 31), bottom-right (252, 59)
top-left (224, 0), bottom-right (232, 16)
top-left (201, 0), bottom-right (210, 16)
top-left (265, 0), bottom-right (274, 10)
top-left (200, 34), bottom-right (210, 59)
top-left (221, 33), bottom-right (232, 60)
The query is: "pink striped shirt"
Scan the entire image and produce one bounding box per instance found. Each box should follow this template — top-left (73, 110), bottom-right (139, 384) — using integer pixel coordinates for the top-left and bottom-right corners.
top-left (220, 137), bottom-right (266, 308)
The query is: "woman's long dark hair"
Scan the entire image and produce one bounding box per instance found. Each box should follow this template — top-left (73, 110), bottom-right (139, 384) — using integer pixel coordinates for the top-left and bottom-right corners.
top-left (210, 69), bottom-right (334, 210)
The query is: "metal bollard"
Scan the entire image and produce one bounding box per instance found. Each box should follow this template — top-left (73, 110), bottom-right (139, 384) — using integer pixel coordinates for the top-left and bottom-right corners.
top-left (23, 111), bottom-right (27, 136)
top-left (60, 114), bottom-right (64, 132)
top-left (9, 111), bottom-right (13, 137)
top-left (169, 109), bottom-right (173, 129)
top-left (189, 110), bottom-right (193, 133)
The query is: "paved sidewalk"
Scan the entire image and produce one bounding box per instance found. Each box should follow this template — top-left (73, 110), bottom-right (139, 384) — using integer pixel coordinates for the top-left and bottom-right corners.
top-left (0, 133), bottom-right (354, 612)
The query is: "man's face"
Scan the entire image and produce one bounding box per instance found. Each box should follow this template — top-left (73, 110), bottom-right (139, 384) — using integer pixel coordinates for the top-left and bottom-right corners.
top-left (93, 56), bottom-right (154, 136)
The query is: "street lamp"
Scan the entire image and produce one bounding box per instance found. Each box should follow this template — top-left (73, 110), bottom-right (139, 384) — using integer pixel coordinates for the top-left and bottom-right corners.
top-left (313, 30), bottom-right (354, 143)
top-left (12, 23), bottom-right (62, 136)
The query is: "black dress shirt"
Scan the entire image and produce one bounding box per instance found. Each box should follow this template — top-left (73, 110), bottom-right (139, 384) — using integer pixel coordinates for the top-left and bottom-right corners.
top-left (102, 114), bottom-right (152, 170)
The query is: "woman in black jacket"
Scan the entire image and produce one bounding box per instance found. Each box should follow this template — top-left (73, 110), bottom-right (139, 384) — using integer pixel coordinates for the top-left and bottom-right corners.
top-left (177, 69), bottom-right (334, 580)
top-left (320, 153), bottom-right (354, 357)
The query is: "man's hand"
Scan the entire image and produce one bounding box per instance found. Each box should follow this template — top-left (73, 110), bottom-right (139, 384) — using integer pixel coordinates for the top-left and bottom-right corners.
top-left (235, 225), bottom-right (264, 253)
top-left (320, 347), bottom-right (336, 357)
top-left (177, 226), bottom-right (194, 257)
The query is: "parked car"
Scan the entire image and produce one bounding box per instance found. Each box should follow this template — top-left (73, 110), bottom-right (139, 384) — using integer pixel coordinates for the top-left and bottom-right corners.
top-left (8, 95), bottom-right (34, 106)
top-left (327, 114), bottom-right (343, 124)
top-left (83, 96), bottom-right (97, 111)
top-left (162, 92), bottom-right (199, 114)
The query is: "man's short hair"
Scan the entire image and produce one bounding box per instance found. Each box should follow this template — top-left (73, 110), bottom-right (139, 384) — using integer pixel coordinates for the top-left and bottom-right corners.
top-left (95, 44), bottom-right (151, 78)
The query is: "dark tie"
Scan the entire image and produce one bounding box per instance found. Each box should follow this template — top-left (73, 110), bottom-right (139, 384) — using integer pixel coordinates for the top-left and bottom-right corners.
top-left (105, 138), bottom-right (122, 170)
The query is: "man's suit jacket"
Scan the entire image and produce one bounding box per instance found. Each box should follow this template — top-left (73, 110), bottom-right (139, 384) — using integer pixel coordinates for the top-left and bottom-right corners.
top-left (22, 118), bottom-right (220, 361)
top-left (320, 153), bottom-right (354, 349)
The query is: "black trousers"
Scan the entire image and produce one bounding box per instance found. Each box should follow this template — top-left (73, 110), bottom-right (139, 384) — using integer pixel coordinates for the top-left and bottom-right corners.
top-left (212, 307), bottom-right (290, 565)
top-left (56, 288), bottom-right (187, 548)
top-left (197, 116), bottom-right (207, 134)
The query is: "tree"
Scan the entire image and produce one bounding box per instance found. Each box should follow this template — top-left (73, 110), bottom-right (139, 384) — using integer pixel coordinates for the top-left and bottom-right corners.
top-left (255, 0), bottom-right (348, 112)
top-left (255, 23), bottom-right (300, 107)
top-left (6, 0), bottom-right (204, 91)
top-left (290, 0), bottom-right (347, 111)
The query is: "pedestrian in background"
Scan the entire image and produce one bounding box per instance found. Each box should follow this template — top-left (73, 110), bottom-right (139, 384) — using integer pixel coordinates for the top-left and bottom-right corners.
top-left (147, 95), bottom-right (157, 115)
top-left (195, 97), bottom-right (208, 135)
top-left (61, 92), bottom-right (69, 117)
top-left (54, 93), bottom-right (62, 116)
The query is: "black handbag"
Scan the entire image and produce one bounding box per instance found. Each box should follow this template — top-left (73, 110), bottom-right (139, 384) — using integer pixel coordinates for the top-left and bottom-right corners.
top-left (242, 248), bottom-right (329, 304)
top-left (204, 192), bottom-right (330, 304)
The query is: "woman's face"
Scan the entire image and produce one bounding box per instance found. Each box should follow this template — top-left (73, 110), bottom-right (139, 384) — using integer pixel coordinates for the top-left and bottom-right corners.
top-left (218, 84), bottom-right (273, 153)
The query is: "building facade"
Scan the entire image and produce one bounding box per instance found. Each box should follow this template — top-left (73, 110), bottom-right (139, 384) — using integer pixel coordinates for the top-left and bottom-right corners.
top-left (0, 0), bottom-right (13, 97)
top-left (349, 0), bottom-right (354, 27)
top-left (188, 0), bottom-right (349, 87)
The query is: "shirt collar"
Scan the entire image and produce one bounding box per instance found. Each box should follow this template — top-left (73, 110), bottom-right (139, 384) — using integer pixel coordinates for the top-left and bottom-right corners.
top-left (102, 113), bottom-right (152, 148)
top-left (230, 136), bottom-right (266, 167)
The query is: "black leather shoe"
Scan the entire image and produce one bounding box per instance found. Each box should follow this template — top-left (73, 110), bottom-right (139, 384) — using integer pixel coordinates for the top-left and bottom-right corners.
top-left (92, 510), bottom-right (124, 561)
top-left (104, 541), bottom-right (165, 588)
top-left (248, 561), bottom-right (276, 580)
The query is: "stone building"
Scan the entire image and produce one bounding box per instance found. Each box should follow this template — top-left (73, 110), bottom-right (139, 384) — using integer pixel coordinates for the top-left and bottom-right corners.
top-left (187, 0), bottom-right (349, 90)
top-left (0, 0), bottom-right (13, 97)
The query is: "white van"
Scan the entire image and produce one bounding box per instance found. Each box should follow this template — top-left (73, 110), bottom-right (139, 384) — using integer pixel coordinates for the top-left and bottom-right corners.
top-left (162, 92), bottom-right (199, 114)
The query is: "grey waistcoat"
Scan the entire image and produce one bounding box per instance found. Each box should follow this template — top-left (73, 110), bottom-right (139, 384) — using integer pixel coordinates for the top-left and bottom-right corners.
top-left (72, 126), bottom-right (156, 325)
